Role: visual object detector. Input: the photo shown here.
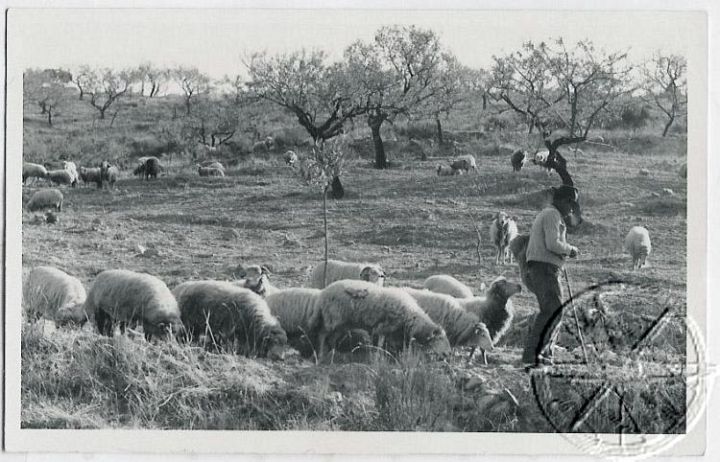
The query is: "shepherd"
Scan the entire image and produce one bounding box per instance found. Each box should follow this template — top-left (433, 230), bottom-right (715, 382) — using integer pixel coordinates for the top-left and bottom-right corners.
top-left (521, 185), bottom-right (582, 369)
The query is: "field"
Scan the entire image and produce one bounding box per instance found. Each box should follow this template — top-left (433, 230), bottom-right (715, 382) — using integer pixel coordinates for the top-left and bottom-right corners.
top-left (19, 95), bottom-right (689, 433)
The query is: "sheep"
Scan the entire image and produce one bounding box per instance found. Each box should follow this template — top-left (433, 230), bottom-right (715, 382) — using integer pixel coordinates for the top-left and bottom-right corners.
top-left (403, 288), bottom-right (494, 363)
top-left (101, 164), bottom-right (119, 189)
top-left (173, 280), bottom-right (287, 359)
top-left (63, 161), bottom-right (79, 187)
top-left (423, 274), bottom-right (474, 298)
top-left (284, 150), bottom-right (298, 166)
top-left (315, 280), bottom-right (452, 360)
top-left (679, 162), bottom-right (687, 179)
top-left (510, 150), bottom-right (527, 172)
top-left (490, 211), bottom-right (519, 265)
top-left (79, 166), bottom-right (103, 188)
top-left (265, 288), bottom-right (322, 355)
top-left (133, 157), bottom-right (151, 177)
top-left (233, 264), bottom-right (280, 296)
top-left (450, 154), bottom-right (477, 173)
top-left (22, 162), bottom-right (48, 185)
top-left (437, 164), bottom-right (461, 176)
top-left (638, 168), bottom-right (650, 177)
top-left (252, 136), bottom-right (274, 153)
top-left (26, 188), bottom-right (63, 212)
top-left (533, 150), bottom-right (554, 174)
top-left (133, 157), bottom-right (161, 180)
top-left (85, 269), bottom-right (183, 340)
top-left (624, 226), bottom-right (652, 270)
top-left (46, 169), bottom-right (74, 186)
top-left (23, 266), bottom-right (89, 326)
top-left (457, 276), bottom-right (522, 346)
top-left (197, 165), bottom-right (225, 177)
top-left (309, 259), bottom-right (386, 289)
top-left (200, 160), bottom-right (225, 171)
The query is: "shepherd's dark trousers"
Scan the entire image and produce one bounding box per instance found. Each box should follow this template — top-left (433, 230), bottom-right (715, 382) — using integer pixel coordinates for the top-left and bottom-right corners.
top-left (522, 261), bottom-right (564, 364)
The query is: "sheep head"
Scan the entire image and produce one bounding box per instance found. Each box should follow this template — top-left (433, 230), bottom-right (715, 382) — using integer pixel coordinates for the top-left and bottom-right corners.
top-left (360, 266), bottom-right (386, 286)
top-left (488, 276), bottom-right (522, 301)
top-left (472, 322), bottom-right (494, 351)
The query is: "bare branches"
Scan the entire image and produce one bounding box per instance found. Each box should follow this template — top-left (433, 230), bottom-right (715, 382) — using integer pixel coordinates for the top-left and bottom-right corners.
top-left (641, 54), bottom-right (687, 136)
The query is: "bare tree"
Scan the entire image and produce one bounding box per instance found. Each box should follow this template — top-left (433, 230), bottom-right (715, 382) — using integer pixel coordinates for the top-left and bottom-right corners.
top-left (84, 68), bottom-right (134, 120)
top-left (172, 66), bottom-right (211, 115)
top-left (642, 54), bottom-right (687, 137)
top-left (23, 68), bottom-right (72, 126)
top-left (491, 39), bottom-right (633, 186)
top-left (183, 94), bottom-right (239, 148)
top-left (72, 65), bottom-right (93, 100)
top-left (345, 25), bottom-right (455, 169)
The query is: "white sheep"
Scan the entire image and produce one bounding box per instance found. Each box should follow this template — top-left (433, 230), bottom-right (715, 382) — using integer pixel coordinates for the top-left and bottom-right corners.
top-left (457, 277), bottom-right (522, 346)
top-left (265, 288), bottom-right (322, 354)
top-left (316, 280), bottom-right (452, 360)
top-left (490, 211), bottom-right (519, 265)
top-left (437, 164), bottom-right (461, 176)
top-left (284, 150), bottom-right (298, 166)
top-left (173, 280), bottom-right (287, 359)
top-left (236, 264), bottom-right (279, 296)
top-left (85, 269), bottom-right (182, 340)
top-left (63, 161), bottom-right (80, 186)
top-left (79, 166), bottom-right (103, 188)
top-left (624, 226), bottom-right (652, 270)
top-left (46, 169), bottom-right (74, 186)
top-left (22, 162), bottom-right (48, 185)
top-left (197, 165), bottom-right (225, 177)
top-left (403, 288), bottom-right (494, 363)
top-left (309, 259), bottom-right (386, 289)
top-left (26, 188), bottom-right (63, 212)
top-left (23, 266), bottom-right (89, 326)
top-left (423, 274), bottom-right (474, 298)
top-left (452, 154), bottom-right (477, 172)
top-left (533, 150), bottom-right (554, 174)
top-left (102, 165), bottom-right (120, 189)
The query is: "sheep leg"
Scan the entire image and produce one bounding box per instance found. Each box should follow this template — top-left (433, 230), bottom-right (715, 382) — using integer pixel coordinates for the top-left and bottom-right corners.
top-left (482, 350), bottom-right (488, 365)
top-left (317, 330), bottom-right (328, 364)
top-left (467, 346), bottom-right (476, 363)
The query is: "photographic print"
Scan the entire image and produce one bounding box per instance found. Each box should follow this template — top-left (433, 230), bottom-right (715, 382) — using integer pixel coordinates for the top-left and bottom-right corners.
top-left (4, 6), bottom-right (708, 457)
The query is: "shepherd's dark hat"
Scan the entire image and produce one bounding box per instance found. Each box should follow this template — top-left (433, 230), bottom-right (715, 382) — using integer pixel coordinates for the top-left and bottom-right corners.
top-left (552, 185), bottom-right (579, 202)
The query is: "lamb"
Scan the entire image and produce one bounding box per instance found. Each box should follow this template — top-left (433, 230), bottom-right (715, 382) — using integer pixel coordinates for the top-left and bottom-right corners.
top-left (423, 274), bottom-right (475, 298)
top-left (23, 266), bottom-right (89, 326)
top-left (403, 288), bottom-right (494, 362)
top-left (309, 259), bottom-right (386, 289)
top-left (173, 280), bottom-right (287, 359)
top-left (46, 169), bottom-right (74, 186)
top-left (85, 269), bottom-right (183, 340)
top-left (22, 162), bottom-right (48, 185)
top-left (316, 280), bottom-right (452, 360)
top-left (198, 165), bottom-right (225, 177)
top-left (437, 164), bottom-right (461, 176)
top-left (450, 154), bottom-right (477, 173)
top-left (265, 288), bottom-right (322, 354)
top-left (510, 150), bottom-right (527, 172)
top-left (26, 188), bottom-right (63, 212)
top-left (457, 276), bottom-right (522, 346)
top-left (284, 150), bottom-right (298, 166)
top-left (624, 226), bottom-right (652, 270)
top-left (490, 211), bottom-right (519, 265)
top-left (79, 166), bottom-right (103, 188)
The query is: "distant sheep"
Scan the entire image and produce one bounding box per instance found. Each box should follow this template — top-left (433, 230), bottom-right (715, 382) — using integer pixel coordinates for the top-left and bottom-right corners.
top-left (457, 276), bottom-right (522, 346)
top-left (23, 266), bottom-right (89, 326)
top-left (316, 280), bottom-right (452, 359)
top-left (173, 280), bottom-right (287, 359)
top-left (26, 188), bottom-right (63, 212)
top-left (133, 157), bottom-right (151, 177)
top-left (252, 136), bottom-right (274, 153)
top-left (133, 157), bottom-right (161, 180)
top-left (46, 169), bottom-right (74, 186)
top-left (79, 166), bottom-right (103, 188)
top-left (198, 165), bottom-right (225, 177)
top-left (510, 150), bottom-right (527, 172)
top-left (679, 162), bottom-right (687, 179)
top-left (309, 259), bottom-right (386, 289)
top-left (64, 161), bottom-right (79, 187)
top-left (86, 269), bottom-right (182, 340)
top-left (423, 274), bottom-right (474, 298)
top-left (265, 288), bottom-right (322, 354)
top-left (638, 168), bottom-right (650, 177)
top-left (533, 150), bottom-right (554, 173)
top-left (624, 226), bottom-right (652, 270)
top-left (236, 264), bottom-right (279, 296)
top-left (200, 160), bottom-right (225, 171)
top-left (490, 212), bottom-right (519, 265)
top-left (437, 164), bottom-right (461, 176)
top-left (23, 162), bottom-right (48, 185)
top-left (451, 154), bottom-right (477, 173)
top-left (101, 165), bottom-right (120, 189)
top-left (284, 151), bottom-right (298, 166)
top-left (404, 288), bottom-right (494, 362)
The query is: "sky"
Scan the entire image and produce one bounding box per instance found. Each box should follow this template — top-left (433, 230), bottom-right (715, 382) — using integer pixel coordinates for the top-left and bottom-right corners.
top-left (9, 8), bottom-right (695, 81)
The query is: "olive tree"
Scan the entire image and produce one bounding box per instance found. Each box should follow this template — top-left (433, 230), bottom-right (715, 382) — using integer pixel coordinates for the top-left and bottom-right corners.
top-left (642, 54), bottom-right (687, 137)
top-left (83, 67), bottom-right (135, 121)
top-left (172, 66), bottom-right (211, 115)
top-left (23, 68), bottom-right (72, 126)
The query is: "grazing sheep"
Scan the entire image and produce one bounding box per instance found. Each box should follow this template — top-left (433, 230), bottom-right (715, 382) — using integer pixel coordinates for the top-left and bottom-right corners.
top-left (437, 164), bottom-right (461, 176)
top-left (423, 274), bottom-right (475, 298)
top-left (79, 166), bottom-right (103, 188)
top-left (133, 157), bottom-right (161, 180)
top-left (403, 288), bottom-right (494, 362)
top-left (252, 136), bottom-right (274, 153)
top-left (450, 154), bottom-right (477, 173)
top-left (26, 188), bottom-right (63, 212)
top-left (679, 162), bottom-right (687, 179)
top-left (490, 212), bottom-right (519, 265)
top-left (200, 160), bottom-right (225, 171)
top-left (316, 280), bottom-right (452, 360)
top-left (638, 168), bottom-right (650, 177)
top-left (235, 264), bottom-right (279, 296)
top-left (22, 162), bottom-right (48, 185)
top-left (133, 157), bottom-right (151, 177)
top-left (457, 277), bottom-right (522, 346)
top-left (101, 165), bottom-right (119, 189)
top-left (624, 226), bottom-right (652, 270)
top-left (265, 288), bottom-right (322, 354)
top-left (197, 165), bottom-right (225, 177)
top-left (86, 269), bottom-right (182, 340)
top-left (508, 233), bottom-right (531, 288)
top-left (46, 169), bottom-right (74, 186)
top-left (284, 150), bottom-right (298, 166)
top-left (309, 259), bottom-right (386, 289)
top-left (63, 161), bottom-right (79, 187)
top-left (173, 280), bottom-right (287, 359)
top-left (510, 150), bottom-right (527, 172)
top-left (23, 266), bottom-right (89, 326)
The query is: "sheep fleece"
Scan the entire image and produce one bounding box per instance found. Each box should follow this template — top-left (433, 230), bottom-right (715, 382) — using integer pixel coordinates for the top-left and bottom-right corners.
top-left (309, 260), bottom-right (383, 288)
top-left (265, 288), bottom-right (322, 336)
top-left (404, 288), bottom-right (482, 347)
top-left (27, 189), bottom-right (63, 211)
top-left (423, 275), bottom-right (474, 298)
top-left (23, 266), bottom-right (87, 323)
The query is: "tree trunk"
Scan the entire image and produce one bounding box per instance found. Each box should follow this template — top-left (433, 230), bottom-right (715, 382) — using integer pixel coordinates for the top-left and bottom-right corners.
top-left (322, 188), bottom-right (329, 287)
top-left (185, 97), bottom-right (192, 115)
top-left (435, 114), bottom-right (444, 146)
top-left (140, 80), bottom-right (145, 97)
top-left (99, 108), bottom-right (106, 120)
top-left (47, 109), bottom-right (53, 126)
top-left (547, 146), bottom-right (574, 187)
top-left (330, 175), bottom-right (344, 199)
top-left (368, 114), bottom-right (387, 169)
top-left (662, 116), bottom-right (675, 137)
top-left (482, 93), bottom-right (488, 110)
